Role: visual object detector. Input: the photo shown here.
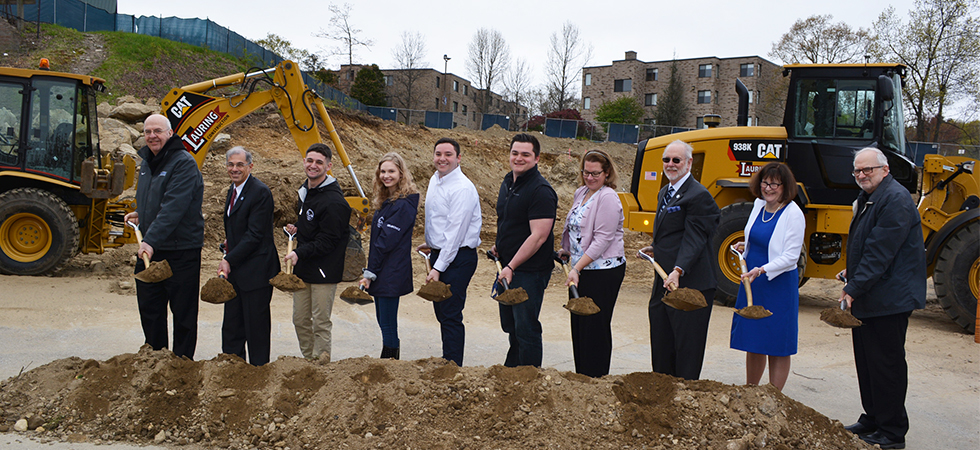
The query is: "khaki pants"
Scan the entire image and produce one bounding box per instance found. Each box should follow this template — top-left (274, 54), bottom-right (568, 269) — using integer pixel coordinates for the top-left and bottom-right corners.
top-left (292, 283), bottom-right (336, 359)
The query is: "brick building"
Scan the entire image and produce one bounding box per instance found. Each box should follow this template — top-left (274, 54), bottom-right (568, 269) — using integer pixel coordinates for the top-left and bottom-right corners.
top-left (581, 51), bottom-right (781, 128)
top-left (341, 64), bottom-right (527, 130)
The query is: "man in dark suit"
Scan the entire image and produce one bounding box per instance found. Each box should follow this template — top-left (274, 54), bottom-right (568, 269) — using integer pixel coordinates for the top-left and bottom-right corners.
top-left (218, 146), bottom-right (280, 366)
top-left (640, 139), bottom-right (720, 380)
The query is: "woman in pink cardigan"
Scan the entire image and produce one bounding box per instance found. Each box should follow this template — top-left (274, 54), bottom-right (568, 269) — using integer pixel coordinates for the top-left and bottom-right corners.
top-left (559, 149), bottom-right (626, 377)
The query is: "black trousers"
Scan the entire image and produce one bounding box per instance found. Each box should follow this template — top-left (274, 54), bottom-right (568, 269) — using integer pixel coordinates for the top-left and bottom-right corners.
top-left (648, 286), bottom-right (714, 380)
top-left (135, 248), bottom-right (201, 359)
top-left (222, 284), bottom-right (274, 366)
top-left (430, 247), bottom-right (477, 366)
top-left (852, 311), bottom-right (912, 441)
top-left (571, 264), bottom-right (626, 377)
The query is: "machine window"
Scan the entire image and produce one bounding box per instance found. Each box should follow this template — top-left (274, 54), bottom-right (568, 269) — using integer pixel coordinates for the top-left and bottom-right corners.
top-left (25, 79), bottom-right (76, 181)
top-left (0, 82), bottom-right (24, 167)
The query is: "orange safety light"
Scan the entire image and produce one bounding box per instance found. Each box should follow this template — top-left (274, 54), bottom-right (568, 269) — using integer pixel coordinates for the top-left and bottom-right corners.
top-left (39, 58), bottom-right (50, 70)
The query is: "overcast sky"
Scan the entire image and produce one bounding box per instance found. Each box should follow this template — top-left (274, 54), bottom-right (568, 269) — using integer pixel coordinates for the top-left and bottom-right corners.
top-left (120, 0), bottom-right (916, 88)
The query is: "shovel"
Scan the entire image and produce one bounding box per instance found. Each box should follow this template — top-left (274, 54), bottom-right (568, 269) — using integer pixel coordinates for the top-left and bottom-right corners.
top-left (820, 274), bottom-right (862, 328)
top-left (339, 284), bottom-right (373, 305)
top-left (201, 271), bottom-right (237, 304)
top-left (485, 250), bottom-right (528, 305)
top-left (127, 221), bottom-right (172, 283)
top-left (415, 250), bottom-right (452, 302)
top-left (269, 226), bottom-right (307, 292)
top-left (553, 252), bottom-right (599, 316)
top-left (730, 245), bottom-right (772, 319)
top-left (636, 250), bottom-right (707, 311)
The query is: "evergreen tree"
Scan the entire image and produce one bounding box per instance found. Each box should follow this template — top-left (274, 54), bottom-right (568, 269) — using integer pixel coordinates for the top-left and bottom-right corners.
top-left (350, 64), bottom-right (387, 107)
top-left (653, 60), bottom-right (687, 131)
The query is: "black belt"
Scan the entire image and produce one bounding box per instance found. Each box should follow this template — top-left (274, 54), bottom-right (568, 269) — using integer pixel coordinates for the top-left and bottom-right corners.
top-left (430, 246), bottom-right (476, 261)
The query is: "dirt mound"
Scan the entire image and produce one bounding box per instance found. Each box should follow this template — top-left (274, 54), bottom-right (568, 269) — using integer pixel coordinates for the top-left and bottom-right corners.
top-left (0, 347), bottom-right (870, 449)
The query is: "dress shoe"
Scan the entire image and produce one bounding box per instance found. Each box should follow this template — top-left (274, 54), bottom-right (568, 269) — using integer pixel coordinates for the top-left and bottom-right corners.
top-left (860, 431), bottom-right (906, 449)
top-left (844, 422), bottom-right (877, 436)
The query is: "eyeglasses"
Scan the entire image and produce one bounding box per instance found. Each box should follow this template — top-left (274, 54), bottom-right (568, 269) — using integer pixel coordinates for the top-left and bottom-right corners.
top-left (761, 181), bottom-right (782, 189)
top-left (662, 157), bottom-right (683, 164)
top-left (225, 162), bottom-right (248, 169)
top-left (852, 165), bottom-right (884, 177)
top-left (582, 170), bottom-right (605, 179)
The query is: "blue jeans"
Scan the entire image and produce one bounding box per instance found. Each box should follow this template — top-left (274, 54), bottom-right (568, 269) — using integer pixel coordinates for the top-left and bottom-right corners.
top-left (374, 296), bottom-right (400, 348)
top-left (431, 248), bottom-right (477, 366)
top-left (498, 269), bottom-right (551, 367)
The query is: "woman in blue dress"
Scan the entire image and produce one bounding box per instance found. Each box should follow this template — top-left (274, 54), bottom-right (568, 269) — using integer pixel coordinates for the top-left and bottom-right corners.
top-left (730, 162), bottom-right (805, 391)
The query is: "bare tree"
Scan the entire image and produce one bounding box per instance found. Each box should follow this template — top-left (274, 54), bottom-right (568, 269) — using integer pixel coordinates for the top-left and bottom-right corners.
top-left (390, 31), bottom-right (429, 119)
top-left (255, 33), bottom-right (312, 64)
top-left (770, 15), bottom-right (871, 64)
top-left (544, 22), bottom-right (593, 112)
top-left (316, 3), bottom-right (374, 87)
top-left (872, 0), bottom-right (980, 141)
top-left (466, 28), bottom-right (510, 114)
top-left (503, 57), bottom-right (533, 111)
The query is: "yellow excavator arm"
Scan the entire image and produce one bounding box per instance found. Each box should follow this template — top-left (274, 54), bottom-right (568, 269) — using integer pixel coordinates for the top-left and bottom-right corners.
top-left (159, 60), bottom-right (369, 215)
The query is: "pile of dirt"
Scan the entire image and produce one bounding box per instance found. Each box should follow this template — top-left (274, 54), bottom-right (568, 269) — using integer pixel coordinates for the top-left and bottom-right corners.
top-left (0, 346), bottom-right (870, 449)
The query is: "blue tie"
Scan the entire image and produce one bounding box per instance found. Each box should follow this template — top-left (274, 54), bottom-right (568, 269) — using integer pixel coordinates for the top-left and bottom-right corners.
top-left (662, 186), bottom-right (674, 210)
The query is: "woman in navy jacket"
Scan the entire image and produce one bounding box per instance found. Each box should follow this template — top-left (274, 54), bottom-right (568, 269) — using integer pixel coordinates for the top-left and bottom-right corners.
top-left (360, 152), bottom-right (419, 360)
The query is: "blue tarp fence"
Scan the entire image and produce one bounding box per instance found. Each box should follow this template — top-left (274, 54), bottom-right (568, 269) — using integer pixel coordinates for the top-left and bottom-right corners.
top-left (544, 118), bottom-right (578, 139)
top-left (19, 0), bottom-right (366, 111)
top-left (425, 112), bottom-right (453, 129)
top-left (607, 123), bottom-right (639, 144)
top-left (481, 114), bottom-right (509, 131)
top-left (368, 107), bottom-right (397, 122)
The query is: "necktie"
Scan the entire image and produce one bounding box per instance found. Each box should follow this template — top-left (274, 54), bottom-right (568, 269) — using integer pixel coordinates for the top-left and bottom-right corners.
top-left (662, 186), bottom-right (674, 210)
top-left (229, 189), bottom-right (236, 215)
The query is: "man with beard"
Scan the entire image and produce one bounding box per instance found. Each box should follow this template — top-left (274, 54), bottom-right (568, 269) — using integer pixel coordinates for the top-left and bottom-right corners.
top-left (640, 139), bottom-right (720, 380)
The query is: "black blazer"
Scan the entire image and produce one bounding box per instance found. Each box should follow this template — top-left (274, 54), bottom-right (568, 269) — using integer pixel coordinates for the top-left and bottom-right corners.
top-left (223, 176), bottom-right (281, 292)
top-left (652, 176), bottom-right (720, 291)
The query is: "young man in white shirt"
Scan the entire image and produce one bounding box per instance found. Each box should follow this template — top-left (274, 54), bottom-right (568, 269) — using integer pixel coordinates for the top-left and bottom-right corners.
top-left (418, 138), bottom-right (482, 366)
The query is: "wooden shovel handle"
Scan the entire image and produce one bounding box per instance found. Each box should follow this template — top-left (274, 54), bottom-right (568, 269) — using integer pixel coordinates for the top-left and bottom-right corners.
top-left (285, 237), bottom-right (295, 274)
top-left (738, 259), bottom-right (754, 307)
top-left (492, 259), bottom-right (511, 291)
top-left (650, 260), bottom-right (678, 291)
top-left (132, 225), bottom-right (151, 267)
top-left (418, 250), bottom-right (433, 272)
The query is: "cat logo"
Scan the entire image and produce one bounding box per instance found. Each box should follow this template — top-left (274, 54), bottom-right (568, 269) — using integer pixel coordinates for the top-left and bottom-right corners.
top-left (169, 96), bottom-right (192, 119)
top-left (728, 139), bottom-right (787, 162)
top-left (757, 143), bottom-right (783, 159)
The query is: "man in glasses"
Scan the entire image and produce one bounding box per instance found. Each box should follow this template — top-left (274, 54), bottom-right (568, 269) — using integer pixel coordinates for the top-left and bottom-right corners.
top-left (218, 146), bottom-right (280, 365)
top-left (640, 139), bottom-right (720, 380)
top-left (123, 114), bottom-right (204, 359)
top-left (837, 147), bottom-right (924, 449)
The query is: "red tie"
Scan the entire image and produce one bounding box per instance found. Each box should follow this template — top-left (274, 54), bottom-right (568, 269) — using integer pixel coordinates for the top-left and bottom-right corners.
top-left (229, 190), bottom-right (236, 214)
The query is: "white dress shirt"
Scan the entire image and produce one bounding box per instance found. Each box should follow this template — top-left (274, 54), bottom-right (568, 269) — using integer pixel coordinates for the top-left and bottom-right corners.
top-left (424, 166), bottom-right (482, 272)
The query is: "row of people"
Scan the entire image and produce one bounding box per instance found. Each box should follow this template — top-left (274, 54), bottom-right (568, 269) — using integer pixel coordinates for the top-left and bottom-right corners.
top-left (124, 118), bottom-right (920, 448)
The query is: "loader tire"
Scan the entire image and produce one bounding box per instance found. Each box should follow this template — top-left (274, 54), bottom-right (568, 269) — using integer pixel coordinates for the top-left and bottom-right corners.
top-left (711, 202), bottom-right (808, 307)
top-left (712, 203), bottom-right (754, 306)
top-left (934, 220), bottom-right (979, 334)
top-left (0, 188), bottom-right (79, 275)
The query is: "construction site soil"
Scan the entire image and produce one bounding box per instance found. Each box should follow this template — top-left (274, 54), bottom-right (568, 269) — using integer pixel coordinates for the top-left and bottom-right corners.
top-left (2, 106), bottom-right (880, 449)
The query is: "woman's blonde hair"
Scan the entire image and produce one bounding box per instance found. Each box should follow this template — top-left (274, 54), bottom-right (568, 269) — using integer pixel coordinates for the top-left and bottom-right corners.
top-left (372, 152), bottom-right (418, 210)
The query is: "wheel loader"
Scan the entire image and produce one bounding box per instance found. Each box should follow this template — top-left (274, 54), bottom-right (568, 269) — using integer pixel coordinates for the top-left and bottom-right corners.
top-left (619, 63), bottom-right (979, 333)
top-left (0, 60), bottom-right (368, 276)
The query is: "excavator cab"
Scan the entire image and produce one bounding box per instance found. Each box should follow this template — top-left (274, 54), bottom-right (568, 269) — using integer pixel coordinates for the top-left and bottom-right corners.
top-left (782, 64), bottom-right (914, 205)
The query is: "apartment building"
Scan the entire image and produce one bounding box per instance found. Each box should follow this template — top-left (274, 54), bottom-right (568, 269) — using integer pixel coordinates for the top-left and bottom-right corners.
top-left (340, 65), bottom-right (527, 130)
top-left (580, 51), bottom-right (781, 128)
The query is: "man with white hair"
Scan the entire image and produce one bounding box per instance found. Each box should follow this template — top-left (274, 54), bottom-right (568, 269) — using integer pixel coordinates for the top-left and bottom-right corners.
top-left (123, 114), bottom-right (204, 359)
top-left (837, 147), bottom-right (925, 449)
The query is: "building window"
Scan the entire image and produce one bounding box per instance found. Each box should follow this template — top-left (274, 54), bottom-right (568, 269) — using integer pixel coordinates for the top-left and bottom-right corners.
top-left (698, 64), bottom-right (712, 78)
top-left (696, 116), bottom-right (705, 129)
top-left (452, 101), bottom-right (458, 112)
top-left (453, 80), bottom-right (459, 91)
top-left (463, 85), bottom-right (468, 95)
top-left (697, 90), bottom-right (711, 104)
top-left (614, 79), bottom-right (632, 92)
top-left (584, 97), bottom-right (591, 109)
top-left (644, 118), bottom-right (657, 125)
top-left (436, 76), bottom-right (440, 88)
top-left (740, 63), bottom-right (754, 77)
top-left (748, 90), bottom-right (754, 104)
top-left (462, 104), bottom-right (467, 114)
top-left (584, 73), bottom-right (592, 86)
top-left (644, 93), bottom-right (657, 106)
top-left (646, 68), bottom-right (658, 81)
top-left (747, 117), bottom-right (754, 126)
top-left (383, 75), bottom-right (393, 86)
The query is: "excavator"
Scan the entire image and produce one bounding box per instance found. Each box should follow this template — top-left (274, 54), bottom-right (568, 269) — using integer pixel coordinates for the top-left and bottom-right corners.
top-left (0, 59), bottom-right (368, 276)
top-left (620, 63), bottom-right (979, 333)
